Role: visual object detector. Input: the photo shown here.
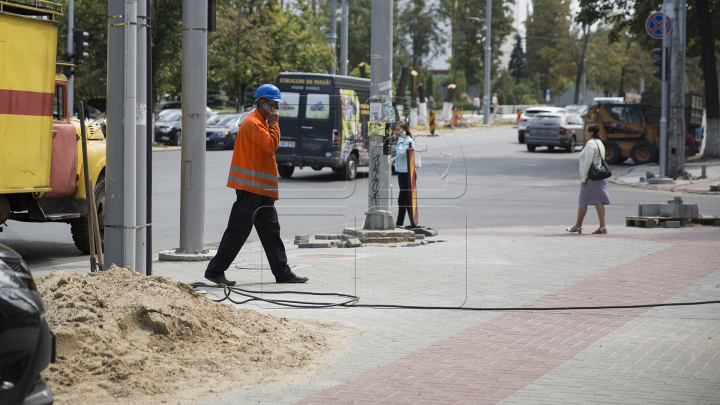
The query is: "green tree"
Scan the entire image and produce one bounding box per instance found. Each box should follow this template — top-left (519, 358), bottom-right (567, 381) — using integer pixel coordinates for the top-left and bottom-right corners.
top-left (209, 0), bottom-right (332, 111)
top-left (508, 33), bottom-right (525, 83)
top-left (397, 0), bottom-right (446, 69)
top-left (524, 0), bottom-right (574, 92)
top-left (440, 0), bottom-right (515, 86)
top-left (577, 0), bottom-right (720, 157)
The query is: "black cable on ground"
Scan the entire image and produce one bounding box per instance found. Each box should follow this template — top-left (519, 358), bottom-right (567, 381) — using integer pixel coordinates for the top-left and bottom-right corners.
top-left (190, 282), bottom-right (720, 311)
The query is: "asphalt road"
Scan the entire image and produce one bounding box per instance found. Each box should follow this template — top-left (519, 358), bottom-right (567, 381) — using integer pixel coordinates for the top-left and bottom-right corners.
top-left (4, 125), bottom-right (718, 269)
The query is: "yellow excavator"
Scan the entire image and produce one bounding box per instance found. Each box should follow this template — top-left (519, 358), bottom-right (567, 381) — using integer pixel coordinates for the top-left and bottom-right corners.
top-left (583, 102), bottom-right (660, 165)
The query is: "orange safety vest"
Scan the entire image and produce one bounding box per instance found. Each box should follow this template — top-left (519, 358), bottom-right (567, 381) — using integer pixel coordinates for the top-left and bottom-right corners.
top-left (227, 109), bottom-right (280, 199)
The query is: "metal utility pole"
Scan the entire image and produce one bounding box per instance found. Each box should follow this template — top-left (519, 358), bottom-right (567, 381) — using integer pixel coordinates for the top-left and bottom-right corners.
top-left (135, 0), bottom-right (148, 275)
top-left (658, 0), bottom-right (672, 179)
top-left (364, 0), bottom-right (393, 230)
top-left (106, 0), bottom-right (138, 270)
top-left (483, 0), bottom-right (491, 125)
top-left (67, 0), bottom-right (74, 115)
top-left (328, 0), bottom-right (337, 75)
top-left (667, 0), bottom-right (685, 178)
top-left (179, 0), bottom-right (208, 254)
top-left (341, 0), bottom-right (349, 76)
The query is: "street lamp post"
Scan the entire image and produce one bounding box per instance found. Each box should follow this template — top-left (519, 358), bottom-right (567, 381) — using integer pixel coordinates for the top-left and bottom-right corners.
top-left (470, 9), bottom-right (491, 125)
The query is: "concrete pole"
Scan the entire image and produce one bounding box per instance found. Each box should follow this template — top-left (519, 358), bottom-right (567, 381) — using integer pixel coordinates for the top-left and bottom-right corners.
top-left (482, 0), bottom-right (491, 125)
top-left (667, 0), bottom-right (683, 178)
top-left (106, 1), bottom-right (124, 267)
top-left (146, 0), bottom-right (153, 275)
top-left (659, 0), bottom-right (672, 178)
top-left (341, 0), bottom-right (349, 76)
top-left (67, 0), bottom-right (74, 116)
top-left (364, 0), bottom-right (393, 230)
top-left (328, 0), bottom-right (337, 75)
top-left (135, 0), bottom-right (148, 275)
top-left (124, 0), bottom-right (138, 269)
top-left (106, 1), bottom-right (137, 269)
top-left (179, 0), bottom-right (208, 254)
top-left (639, 77), bottom-right (645, 94)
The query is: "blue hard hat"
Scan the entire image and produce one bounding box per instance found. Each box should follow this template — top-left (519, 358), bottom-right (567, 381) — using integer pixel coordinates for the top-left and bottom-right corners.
top-left (253, 84), bottom-right (282, 102)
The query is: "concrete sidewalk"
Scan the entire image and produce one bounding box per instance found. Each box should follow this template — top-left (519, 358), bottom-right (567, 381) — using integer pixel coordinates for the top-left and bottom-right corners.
top-left (32, 225), bottom-right (720, 404)
top-left (612, 162), bottom-right (720, 195)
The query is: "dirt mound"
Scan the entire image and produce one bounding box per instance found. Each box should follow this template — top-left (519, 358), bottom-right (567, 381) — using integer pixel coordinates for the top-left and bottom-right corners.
top-left (35, 266), bottom-right (355, 404)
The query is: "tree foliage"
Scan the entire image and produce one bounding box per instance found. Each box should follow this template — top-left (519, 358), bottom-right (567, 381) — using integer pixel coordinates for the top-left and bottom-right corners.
top-left (397, 0), bottom-right (446, 69)
top-left (440, 0), bottom-right (515, 86)
top-left (508, 33), bottom-right (525, 83)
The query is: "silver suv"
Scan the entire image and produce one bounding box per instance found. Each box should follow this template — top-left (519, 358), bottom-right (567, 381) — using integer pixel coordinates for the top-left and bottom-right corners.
top-left (518, 106), bottom-right (565, 143)
top-left (525, 112), bottom-right (585, 152)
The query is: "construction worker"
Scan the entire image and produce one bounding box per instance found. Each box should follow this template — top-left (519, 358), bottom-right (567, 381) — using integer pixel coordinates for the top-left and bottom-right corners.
top-left (204, 84), bottom-right (309, 286)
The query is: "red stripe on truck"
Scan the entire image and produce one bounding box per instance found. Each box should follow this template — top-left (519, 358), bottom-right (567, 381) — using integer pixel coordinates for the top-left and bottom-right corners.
top-left (0, 89), bottom-right (54, 117)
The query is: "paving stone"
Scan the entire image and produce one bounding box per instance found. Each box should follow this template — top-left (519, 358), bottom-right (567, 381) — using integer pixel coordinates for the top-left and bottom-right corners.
top-left (295, 234), bottom-right (310, 241)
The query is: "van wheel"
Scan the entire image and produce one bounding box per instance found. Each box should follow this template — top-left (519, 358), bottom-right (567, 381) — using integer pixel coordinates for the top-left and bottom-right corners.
top-left (278, 165), bottom-right (294, 178)
top-left (630, 140), bottom-right (658, 165)
top-left (71, 174), bottom-right (105, 254)
top-left (344, 154), bottom-right (358, 180)
top-left (602, 140), bottom-right (623, 164)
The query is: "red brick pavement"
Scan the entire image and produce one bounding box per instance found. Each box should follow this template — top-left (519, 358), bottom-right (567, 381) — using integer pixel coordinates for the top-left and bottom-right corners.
top-left (296, 230), bottom-right (720, 405)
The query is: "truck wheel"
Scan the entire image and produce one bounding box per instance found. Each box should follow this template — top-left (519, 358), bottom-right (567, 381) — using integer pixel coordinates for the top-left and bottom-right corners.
top-left (71, 174), bottom-right (105, 254)
top-left (278, 165), bottom-right (294, 178)
top-left (171, 130), bottom-right (182, 146)
top-left (602, 140), bottom-right (623, 164)
top-left (344, 154), bottom-right (358, 180)
top-left (526, 144), bottom-right (536, 152)
top-left (630, 140), bottom-right (658, 165)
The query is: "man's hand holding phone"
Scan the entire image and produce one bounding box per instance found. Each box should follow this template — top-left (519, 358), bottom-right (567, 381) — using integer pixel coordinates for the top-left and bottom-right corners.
top-left (263, 102), bottom-right (280, 126)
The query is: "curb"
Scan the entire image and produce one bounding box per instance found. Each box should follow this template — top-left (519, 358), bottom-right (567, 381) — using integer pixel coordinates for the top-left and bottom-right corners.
top-left (611, 163), bottom-right (720, 196)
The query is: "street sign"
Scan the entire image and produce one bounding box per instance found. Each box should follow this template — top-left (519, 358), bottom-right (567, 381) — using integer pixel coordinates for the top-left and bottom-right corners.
top-left (646, 12), bottom-right (671, 39)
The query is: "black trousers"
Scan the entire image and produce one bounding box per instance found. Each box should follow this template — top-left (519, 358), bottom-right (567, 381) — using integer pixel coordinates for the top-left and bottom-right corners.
top-left (205, 190), bottom-right (291, 280)
top-left (396, 172), bottom-right (417, 227)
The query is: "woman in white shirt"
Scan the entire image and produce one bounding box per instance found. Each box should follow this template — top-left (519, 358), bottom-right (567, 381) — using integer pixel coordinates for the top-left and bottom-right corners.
top-left (392, 122), bottom-right (418, 228)
top-left (566, 123), bottom-right (610, 234)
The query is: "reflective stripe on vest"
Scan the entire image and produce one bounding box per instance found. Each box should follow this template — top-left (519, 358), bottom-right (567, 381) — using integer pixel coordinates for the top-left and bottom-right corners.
top-left (227, 175), bottom-right (279, 193)
top-left (229, 165), bottom-right (278, 183)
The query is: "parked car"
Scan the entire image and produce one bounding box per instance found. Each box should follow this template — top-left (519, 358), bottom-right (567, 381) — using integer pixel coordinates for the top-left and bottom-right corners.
top-left (154, 101), bottom-right (216, 117)
top-left (154, 109), bottom-right (183, 146)
top-left (206, 112), bottom-right (250, 150)
top-left (525, 112), bottom-right (585, 152)
top-left (564, 104), bottom-right (588, 118)
top-left (0, 243), bottom-right (55, 405)
top-left (517, 106), bottom-right (565, 143)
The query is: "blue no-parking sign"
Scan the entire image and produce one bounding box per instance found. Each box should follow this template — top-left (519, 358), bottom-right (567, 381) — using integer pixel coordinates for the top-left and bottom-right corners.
top-left (646, 12), bottom-right (671, 39)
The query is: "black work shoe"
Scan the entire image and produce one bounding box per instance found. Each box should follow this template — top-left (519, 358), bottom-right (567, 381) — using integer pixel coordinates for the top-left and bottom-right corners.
top-left (276, 271), bottom-right (309, 283)
top-left (204, 274), bottom-right (237, 286)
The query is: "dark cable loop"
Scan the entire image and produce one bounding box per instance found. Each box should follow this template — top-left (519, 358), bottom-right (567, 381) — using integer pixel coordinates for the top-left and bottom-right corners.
top-left (190, 282), bottom-right (720, 311)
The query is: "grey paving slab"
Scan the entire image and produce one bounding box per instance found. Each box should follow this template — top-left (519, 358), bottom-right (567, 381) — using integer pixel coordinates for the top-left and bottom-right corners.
top-left (500, 267), bottom-right (720, 405)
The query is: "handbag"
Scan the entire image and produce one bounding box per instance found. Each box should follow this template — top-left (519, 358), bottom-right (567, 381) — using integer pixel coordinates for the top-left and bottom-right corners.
top-left (587, 139), bottom-right (612, 181)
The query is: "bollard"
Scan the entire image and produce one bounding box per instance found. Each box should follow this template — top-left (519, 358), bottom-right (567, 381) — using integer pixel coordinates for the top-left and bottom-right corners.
top-left (459, 108), bottom-right (463, 126)
top-left (430, 110), bottom-right (435, 136)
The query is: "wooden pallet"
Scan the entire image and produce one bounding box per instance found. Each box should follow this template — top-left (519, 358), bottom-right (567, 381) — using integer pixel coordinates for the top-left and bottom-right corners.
top-left (626, 216), bottom-right (720, 228)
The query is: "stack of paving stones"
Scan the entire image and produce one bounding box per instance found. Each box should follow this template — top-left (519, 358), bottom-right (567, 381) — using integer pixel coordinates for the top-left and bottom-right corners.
top-left (295, 234), bottom-right (362, 249)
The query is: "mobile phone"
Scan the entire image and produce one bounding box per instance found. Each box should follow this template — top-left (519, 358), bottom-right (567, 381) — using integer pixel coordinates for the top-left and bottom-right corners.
top-left (262, 102), bottom-right (274, 114)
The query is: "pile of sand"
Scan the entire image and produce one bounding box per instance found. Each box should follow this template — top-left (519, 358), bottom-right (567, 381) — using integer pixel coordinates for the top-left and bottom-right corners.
top-left (35, 266), bottom-right (355, 404)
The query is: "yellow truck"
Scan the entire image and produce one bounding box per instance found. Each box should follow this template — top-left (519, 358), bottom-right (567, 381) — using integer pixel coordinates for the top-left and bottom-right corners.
top-left (0, 1), bottom-right (105, 253)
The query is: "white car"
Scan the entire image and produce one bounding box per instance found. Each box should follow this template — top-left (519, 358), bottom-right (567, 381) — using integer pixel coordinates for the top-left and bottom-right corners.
top-left (518, 106), bottom-right (565, 143)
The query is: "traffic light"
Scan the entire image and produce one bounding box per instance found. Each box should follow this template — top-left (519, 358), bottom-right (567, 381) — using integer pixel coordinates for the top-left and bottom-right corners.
top-left (652, 47), bottom-right (669, 81)
top-left (74, 28), bottom-right (89, 64)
